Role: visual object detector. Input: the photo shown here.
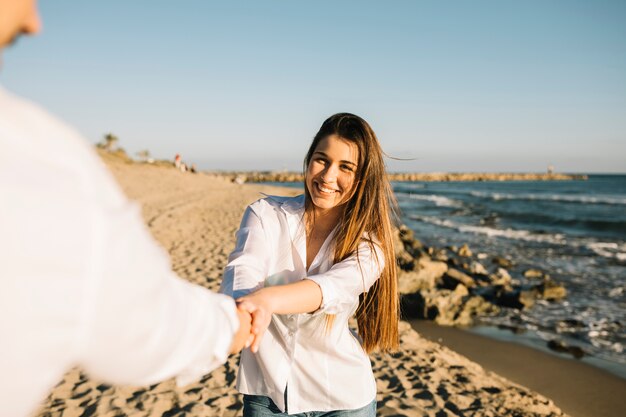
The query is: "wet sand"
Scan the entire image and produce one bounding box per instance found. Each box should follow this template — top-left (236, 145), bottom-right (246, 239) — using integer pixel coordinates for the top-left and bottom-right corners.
top-left (411, 320), bottom-right (626, 417)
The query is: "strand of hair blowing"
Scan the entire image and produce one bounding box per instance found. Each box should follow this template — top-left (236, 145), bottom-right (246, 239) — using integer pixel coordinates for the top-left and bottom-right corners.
top-left (304, 113), bottom-right (399, 353)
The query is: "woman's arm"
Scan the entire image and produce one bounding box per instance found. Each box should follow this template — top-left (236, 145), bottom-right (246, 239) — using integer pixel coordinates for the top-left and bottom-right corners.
top-left (220, 205), bottom-right (271, 299)
top-left (236, 279), bottom-right (323, 352)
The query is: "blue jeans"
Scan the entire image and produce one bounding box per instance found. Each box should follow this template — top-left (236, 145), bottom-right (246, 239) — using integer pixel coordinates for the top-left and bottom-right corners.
top-left (242, 394), bottom-right (377, 417)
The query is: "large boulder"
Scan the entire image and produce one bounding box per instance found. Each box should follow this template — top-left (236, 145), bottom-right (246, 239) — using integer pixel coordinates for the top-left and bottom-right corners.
top-left (398, 257), bottom-right (448, 294)
top-left (468, 261), bottom-right (488, 276)
top-left (496, 289), bottom-right (536, 310)
top-left (458, 243), bottom-right (473, 257)
top-left (398, 225), bottom-right (424, 256)
top-left (523, 268), bottom-right (545, 279)
top-left (535, 278), bottom-right (567, 301)
top-left (442, 267), bottom-right (476, 290)
top-left (401, 285), bottom-right (498, 326)
top-left (489, 268), bottom-right (512, 286)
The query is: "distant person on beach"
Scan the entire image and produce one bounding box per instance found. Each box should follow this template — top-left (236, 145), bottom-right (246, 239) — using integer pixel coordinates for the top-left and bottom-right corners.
top-left (0, 1), bottom-right (252, 416)
top-left (220, 113), bottom-right (399, 416)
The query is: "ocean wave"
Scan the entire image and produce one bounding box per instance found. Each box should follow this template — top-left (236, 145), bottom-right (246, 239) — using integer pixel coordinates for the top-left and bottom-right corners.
top-left (410, 215), bottom-right (567, 244)
top-left (396, 192), bottom-right (463, 207)
top-left (410, 215), bottom-right (626, 261)
top-left (469, 191), bottom-right (626, 205)
top-left (586, 242), bottom-right (626, 262)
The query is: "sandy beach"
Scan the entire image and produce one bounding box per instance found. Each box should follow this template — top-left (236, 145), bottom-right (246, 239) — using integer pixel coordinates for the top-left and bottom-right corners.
top-left (33, 152), bottom-right (590, 417)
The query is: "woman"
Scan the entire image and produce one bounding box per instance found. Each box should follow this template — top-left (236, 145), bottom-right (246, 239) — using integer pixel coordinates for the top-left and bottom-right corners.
top-left (220, 113), bottom-right (398, 416)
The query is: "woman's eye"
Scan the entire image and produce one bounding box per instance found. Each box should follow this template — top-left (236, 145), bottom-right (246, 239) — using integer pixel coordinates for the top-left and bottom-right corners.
top-left (341, 164), bottom-right (354, 172)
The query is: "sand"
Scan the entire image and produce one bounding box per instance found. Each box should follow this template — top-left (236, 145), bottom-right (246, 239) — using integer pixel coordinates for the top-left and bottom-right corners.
top-left (411, 321), bottom-right (626, 417)
top-left (34, 154), bottom-right (572, 416)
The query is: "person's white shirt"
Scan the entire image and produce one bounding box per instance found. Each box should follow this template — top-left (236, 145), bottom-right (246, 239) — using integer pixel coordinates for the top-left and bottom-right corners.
top-left (0, 85), bottom-right (240, 417)
top-left (220, 194), bottom-right (384, 414)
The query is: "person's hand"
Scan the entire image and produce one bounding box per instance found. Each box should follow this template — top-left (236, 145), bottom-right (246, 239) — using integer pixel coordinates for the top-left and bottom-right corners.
top-left (236, 290), bottom-right (274, 353)
top-left (229, 306), bottom-right (253, 355)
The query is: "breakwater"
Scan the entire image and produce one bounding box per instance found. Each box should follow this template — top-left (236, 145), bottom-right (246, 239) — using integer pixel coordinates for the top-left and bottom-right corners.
top-left (220, 171), bottom-right (587, 183)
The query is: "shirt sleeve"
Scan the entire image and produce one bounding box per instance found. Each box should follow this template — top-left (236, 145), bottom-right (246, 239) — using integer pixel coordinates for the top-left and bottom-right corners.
top-left (219, 205), bottom-right (270, 299)
top-left (79, 200), bottom-right (240, 387)
top-left (306, 241), bottom-right (385, 315)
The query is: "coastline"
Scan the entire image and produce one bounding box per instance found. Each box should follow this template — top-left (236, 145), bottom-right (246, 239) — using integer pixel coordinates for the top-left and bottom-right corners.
top-left (35, 153), bottom-right (575, 416)
top-left (411, 320), bottom-right (626, 417)
top-left (214, 171), bottom-right (588, 183)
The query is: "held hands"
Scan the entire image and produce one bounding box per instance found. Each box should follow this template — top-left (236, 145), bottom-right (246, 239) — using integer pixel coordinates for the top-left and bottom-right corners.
top-left (236, 289), bottom-right (274, 353)
top-left (229, 307), bottom-right (254, 355)
top-left (230, 281), bottom-right (322, 354)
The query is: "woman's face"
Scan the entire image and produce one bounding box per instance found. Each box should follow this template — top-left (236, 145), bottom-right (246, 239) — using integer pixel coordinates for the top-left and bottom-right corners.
top-left (306, 134), bottom-right (359, 215)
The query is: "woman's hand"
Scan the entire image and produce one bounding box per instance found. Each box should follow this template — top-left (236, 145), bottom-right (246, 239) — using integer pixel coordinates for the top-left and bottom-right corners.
top-left (236, 280), bottom-right (323, 353)
top-left (236, 289), bottom-right (275, 353)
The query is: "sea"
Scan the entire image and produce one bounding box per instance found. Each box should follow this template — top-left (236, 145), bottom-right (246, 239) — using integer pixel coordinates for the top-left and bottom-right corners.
top-left (265, 174), bottom-right (626, 378)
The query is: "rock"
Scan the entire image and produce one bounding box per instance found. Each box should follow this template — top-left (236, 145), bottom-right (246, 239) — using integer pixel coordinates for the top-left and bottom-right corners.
top-left (398, 224), bottom-right (415, 242)
top-left (397, 250), bottom-right (415, 272)
top-left (489, 268), bottom-right (512, 286)
top-left (492, 256), bottom-right (513, 269)
top-left (447, 245), bottom-right (458, 253)
top-left (431, 285), bottom-right (469, 326)
top-left (400, 284), bottom-right (498, 326)
top-left (446, 257), bottom-right (462, 268)
top-left (400, 290), bottom-right (439, 321)
top-left (404, 239), bottom-right (424, 258)
top-left (556, 319), bottom-right (586, 332)
top-left (458, 244), bottom-right (473, 257)
top-left (469, 261), bottom-right (488, 276)
top-left (535, 278), bottom-right (567, 301)
top-left (397, 225), bottom-right (423, 257)
top-left (496, 289), bottom-right (536, 310)
top-left (455, 295), bottom-right (500, 324)
top-left (547, 339), bottom-right (585, 359)
top-left (430, 248), bottom-right (449, 262)
top-left (398, 257), bottom-right (447, 294)
top-left (477, 252), bottom-right (488, 260)
top-left (523, 268), bottom-right (544, 279)
top-left (394, 228), bottom-right (417, 271)
top-left (442, 268), bottom-right (476, 289)
top-left (609, 286), bottom-right (625, 298)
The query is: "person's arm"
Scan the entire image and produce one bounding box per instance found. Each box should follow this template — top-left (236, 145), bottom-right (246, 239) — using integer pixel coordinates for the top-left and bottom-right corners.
top-left (238, 241), bottom-right (384, 352)
top-left (219, 205), bottom-right (271, 299)
top-left (79, 199), bottom-right (246, 387)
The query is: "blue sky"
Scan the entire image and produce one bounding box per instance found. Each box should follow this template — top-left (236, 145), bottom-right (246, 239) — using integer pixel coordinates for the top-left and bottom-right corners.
top-left (2, 0), bottom-right (625, 172)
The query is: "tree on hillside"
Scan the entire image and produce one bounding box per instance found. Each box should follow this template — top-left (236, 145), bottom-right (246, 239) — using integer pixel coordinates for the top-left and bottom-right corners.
top-left (97, 133), bottom-right (119, 151)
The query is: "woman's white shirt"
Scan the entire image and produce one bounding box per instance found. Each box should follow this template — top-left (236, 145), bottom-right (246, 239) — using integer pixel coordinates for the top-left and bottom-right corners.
top-left (220, 195), bottom-right (384, 414)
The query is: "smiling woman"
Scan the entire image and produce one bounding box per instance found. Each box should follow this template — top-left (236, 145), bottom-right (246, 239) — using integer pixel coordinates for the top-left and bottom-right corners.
top-left (220, 113), bottom-right (399, 416)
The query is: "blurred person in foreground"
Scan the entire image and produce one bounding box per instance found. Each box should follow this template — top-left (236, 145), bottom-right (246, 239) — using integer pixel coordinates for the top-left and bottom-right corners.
top-left (0, 1), bottom-right (252, 416)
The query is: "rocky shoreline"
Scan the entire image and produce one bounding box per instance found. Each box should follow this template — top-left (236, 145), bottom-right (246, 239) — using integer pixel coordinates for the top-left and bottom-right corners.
top-left (220, 171), bottom-right (587, 183)
top-left (393, 224), bottom-right (586, 358)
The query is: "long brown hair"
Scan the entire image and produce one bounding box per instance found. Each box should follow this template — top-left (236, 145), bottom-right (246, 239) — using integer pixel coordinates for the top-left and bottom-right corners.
top-left (304, 113), bottom-right (399, 353)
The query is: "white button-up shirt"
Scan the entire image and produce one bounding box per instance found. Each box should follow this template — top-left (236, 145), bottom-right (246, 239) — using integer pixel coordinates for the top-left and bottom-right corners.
top-left (220, 195), bottom-right (384, 414)
top-left (0, 86), bottom-right (239, 417)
